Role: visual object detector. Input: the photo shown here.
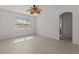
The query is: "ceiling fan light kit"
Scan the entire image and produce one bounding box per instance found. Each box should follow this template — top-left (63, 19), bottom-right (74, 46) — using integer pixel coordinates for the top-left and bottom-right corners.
top-left (27, 5), bottom-right (42, 16)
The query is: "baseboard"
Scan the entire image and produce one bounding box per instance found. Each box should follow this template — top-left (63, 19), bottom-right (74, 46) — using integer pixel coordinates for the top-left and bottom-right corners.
top-left (37, 34), bottom-right (59, 40)
top-left (72, 41), bottom-right (79, 45)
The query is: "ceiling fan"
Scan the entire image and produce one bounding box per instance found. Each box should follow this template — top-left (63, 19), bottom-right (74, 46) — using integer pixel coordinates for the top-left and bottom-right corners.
top-left (27, 5), bottom-right (42, 15)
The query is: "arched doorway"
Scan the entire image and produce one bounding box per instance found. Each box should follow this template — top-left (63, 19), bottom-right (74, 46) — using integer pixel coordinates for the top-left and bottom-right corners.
top-left (59, 12), bottom-right (72, 41)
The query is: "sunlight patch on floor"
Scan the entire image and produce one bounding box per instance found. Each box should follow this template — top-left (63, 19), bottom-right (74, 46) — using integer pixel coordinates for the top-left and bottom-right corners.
top-left (13, 36), bottom-right (34, 43)
top-left (25, 36), bottom-right (34, 40)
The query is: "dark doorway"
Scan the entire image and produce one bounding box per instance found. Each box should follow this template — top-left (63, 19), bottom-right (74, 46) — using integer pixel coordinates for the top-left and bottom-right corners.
top-left (59, 12), bottom-right (72, 41)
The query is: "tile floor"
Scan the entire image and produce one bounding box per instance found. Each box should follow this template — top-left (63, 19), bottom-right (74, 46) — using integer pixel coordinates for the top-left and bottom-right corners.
top-left (0, 35), bottom-right (79, 54)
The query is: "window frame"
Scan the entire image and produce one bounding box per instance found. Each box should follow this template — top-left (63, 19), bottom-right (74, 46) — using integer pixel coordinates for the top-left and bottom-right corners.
top-left (15, 16), bottom-right (32, 30)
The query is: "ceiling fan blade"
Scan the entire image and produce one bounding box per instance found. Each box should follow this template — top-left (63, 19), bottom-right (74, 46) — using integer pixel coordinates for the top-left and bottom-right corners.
top-left (26, 9), bottom-right (32, 12)
top-left (37, 7), bottom-right (42, 11)
top-left (30, 7), bottom-right (33, 8)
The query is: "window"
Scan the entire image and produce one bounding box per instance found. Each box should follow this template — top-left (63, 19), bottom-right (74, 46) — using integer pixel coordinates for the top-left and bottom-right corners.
top-left (15, 16), bottom-right (31, 30)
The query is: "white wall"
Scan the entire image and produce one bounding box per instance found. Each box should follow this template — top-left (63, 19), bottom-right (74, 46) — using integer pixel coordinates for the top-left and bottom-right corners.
top-left (0, 5), bottom-right (79, 45)
top-left (36, 5), bottom-right (79, 45)
top-left (61, 12), bottom-right (72, 38)
top-left (0, 9), bottom-right (36, 40)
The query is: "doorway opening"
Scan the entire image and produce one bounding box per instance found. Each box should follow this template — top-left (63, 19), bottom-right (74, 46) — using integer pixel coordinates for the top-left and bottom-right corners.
top-left (59, 12), bottom-right (72, 41)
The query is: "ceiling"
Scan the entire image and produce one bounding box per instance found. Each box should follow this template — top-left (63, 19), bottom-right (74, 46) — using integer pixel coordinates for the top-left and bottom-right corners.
top-left (0, 5), bottom-right (32, 15)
